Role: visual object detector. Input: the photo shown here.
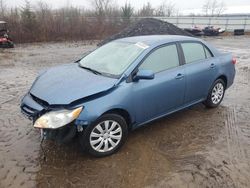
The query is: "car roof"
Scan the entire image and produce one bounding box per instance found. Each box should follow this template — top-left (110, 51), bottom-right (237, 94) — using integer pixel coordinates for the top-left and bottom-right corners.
top-left (116, 35), bottom-right (200, 46)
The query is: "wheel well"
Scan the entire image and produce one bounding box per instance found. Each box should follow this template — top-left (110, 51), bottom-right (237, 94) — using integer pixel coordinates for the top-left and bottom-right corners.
top-left (103, 109), bottom-right (132, 130)
top-left (217, 75), bottom-right (227, 88)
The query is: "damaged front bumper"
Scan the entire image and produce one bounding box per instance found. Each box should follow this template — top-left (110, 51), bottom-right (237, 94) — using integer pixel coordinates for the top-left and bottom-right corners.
top-left (41, 125), bottom-right (77, 143)
top-left (21, 93), bottom-right (83, 142)
top-left (21, 93), bottom-right (45, 121)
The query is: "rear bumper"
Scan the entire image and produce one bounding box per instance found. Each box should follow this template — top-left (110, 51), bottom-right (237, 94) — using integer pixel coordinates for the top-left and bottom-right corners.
top-left (227, 66), bottom-right (236, 89)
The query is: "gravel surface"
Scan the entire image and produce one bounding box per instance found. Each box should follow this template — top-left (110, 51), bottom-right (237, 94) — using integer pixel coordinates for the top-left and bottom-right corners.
top-left (0, 37), bottom-right (250, 188)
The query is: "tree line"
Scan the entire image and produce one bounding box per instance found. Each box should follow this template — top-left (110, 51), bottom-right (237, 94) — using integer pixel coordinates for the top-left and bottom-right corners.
top-left (0, 0), bottom-right (225, 43)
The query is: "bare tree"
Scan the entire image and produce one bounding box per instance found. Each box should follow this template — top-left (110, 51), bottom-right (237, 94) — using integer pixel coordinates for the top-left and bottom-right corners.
top-left (155, 1), bottom-right (176, 17)
top-left (91, 0), bottom-right (113, 17)
top-left (36, 1), bottom-right (51, 15)
top-left (138, 2), bottom-right (154, 17)
top-left (36, 1), bottom-right (52, 24)
top-left (21, 0), bottom-right (37, 41)
top-left (36, 1), bottom-right (52, 41)
top-left (202, 0), bottom-right (226, 16)
top-left (215, 1), bottom-right (226, 16)
top-left (202, 0), bottom-right (211, 16)
top-left (210, 0), bottom-right (219, 16)
top-left (121, 2), bottom-right (134, 23)
top-left (0, 0), bottom-right (6, 18)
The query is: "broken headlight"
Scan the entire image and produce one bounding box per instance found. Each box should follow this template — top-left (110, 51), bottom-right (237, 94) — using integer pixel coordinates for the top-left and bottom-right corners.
top-left (34, 107), bottom-right (83, 129)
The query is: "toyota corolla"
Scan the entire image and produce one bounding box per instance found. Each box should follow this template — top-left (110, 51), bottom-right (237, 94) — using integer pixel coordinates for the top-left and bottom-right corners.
top-left (20, 35), bottom-right (236, 157)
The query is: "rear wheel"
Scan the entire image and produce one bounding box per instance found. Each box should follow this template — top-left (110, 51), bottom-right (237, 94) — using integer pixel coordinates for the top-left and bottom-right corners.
top-left (79, 114), bottom-right (128, 157)
top-left (204, 79), bottom-right (225, 108)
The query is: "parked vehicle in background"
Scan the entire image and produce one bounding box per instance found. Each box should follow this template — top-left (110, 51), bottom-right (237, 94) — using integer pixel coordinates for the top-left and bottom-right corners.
top-left (203, 26), bottom-right (225, 36)
top-left (20, 35), bottom-right (236, 157)
top-left (184, 26), bottom-right (204, 36)
top-left (0, 21), bottom-right (14, 48)
top-left (185, 26), bottom-right (225, 36)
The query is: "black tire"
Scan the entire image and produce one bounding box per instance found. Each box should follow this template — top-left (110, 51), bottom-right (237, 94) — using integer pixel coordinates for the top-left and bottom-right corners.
top-left (78, 113), bottom-right (128, 157)
top-left (0, 41), bottom-right (14, 48)
top-left (7, 41), bottom-right (14, 48)
top-left (203, 79), bottom-right (226, 108)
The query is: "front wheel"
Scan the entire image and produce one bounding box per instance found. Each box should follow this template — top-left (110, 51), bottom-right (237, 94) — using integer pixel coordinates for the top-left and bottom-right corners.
top-left (78, 114), bottom-right (128, 157)
top-left (203, 79), bottom-right (226, 108)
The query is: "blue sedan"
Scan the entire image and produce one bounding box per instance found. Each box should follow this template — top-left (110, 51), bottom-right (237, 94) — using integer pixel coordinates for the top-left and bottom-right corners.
top-left (21, 35), bottom-right (236, 157)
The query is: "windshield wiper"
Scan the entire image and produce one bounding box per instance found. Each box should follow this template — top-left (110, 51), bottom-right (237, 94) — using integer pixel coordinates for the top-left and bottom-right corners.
top-left (80, 66), bottom-right (103, 75)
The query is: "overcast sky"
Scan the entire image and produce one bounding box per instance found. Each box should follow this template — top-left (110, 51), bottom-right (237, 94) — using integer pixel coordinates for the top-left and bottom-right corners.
top-left (4, 0), bottom-right (250, 13)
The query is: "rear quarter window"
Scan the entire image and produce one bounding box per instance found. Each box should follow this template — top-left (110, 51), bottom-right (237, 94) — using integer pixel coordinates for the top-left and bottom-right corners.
top-left (181, 42), bottom-right (206, 64)
top-left (204, 46), bottom-right (213, 58)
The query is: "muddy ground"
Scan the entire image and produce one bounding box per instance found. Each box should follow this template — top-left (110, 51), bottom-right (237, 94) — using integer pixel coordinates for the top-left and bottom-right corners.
top-left (0, 37), bottom-right (249, 188)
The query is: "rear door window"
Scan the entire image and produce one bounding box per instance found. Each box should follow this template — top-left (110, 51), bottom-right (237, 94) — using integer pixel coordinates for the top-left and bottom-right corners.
top-left (181, 42), bottom-right (206, 64)
top-left (139, 44), bottom-right (180, 73)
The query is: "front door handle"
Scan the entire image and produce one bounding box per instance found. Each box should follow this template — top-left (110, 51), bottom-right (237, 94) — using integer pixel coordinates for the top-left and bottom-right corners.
top-left (210, 63), bottom-right (216, 68)
top-left (175, 73), bottom-right (184, 80)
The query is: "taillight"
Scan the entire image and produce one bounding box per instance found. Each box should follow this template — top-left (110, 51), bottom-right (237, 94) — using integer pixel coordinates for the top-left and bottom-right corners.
top-left (232, 57), bottom-right (237, 65)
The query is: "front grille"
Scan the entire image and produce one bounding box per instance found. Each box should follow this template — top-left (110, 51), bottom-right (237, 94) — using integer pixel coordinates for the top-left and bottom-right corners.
top-left (21, 104), bottom-right (40, 120)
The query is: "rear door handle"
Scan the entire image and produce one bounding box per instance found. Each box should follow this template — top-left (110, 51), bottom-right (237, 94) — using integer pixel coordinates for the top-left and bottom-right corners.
top-left (175, 73), bottom-right (184, 80)
top-left (210, 63), bottom-right (216, 68)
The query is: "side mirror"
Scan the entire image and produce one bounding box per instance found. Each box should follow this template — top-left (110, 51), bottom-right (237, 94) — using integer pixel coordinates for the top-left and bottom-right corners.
top-left (134, 69), bottom-right (155, 81)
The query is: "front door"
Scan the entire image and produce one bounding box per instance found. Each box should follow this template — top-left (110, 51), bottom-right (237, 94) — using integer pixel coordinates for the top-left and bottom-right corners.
top-left (131, 43), bottom-right (186, 125)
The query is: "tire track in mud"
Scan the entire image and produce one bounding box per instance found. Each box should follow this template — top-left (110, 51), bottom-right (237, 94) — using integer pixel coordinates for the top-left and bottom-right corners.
top-left (132, 108), bottom-right (224, 187)
top-left (225, 106), bottom-right (250, 188)
top-left (225, 108), bottom-right (246, 164)
top-left (0, 106), bottom-right (37, 187)
top-left (223, 64), bottom-right (250, 187)
top-left (224, 61), bottom-right (250, 187)
top-left (0, 67), bottom-right (40, 188)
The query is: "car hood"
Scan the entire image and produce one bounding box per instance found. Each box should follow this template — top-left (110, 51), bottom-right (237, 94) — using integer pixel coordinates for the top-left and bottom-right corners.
top-left (30, 63), bottom-right (117, 105)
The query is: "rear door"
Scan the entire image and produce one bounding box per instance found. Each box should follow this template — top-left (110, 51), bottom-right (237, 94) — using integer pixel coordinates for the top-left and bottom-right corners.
top-left (131, 43), bottom-right (186, 125)
top-left (180, 41), bottom-right (218, 104)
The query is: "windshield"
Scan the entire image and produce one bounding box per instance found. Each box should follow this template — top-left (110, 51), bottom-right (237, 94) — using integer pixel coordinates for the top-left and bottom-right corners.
top-left (79, 41), bottom-right (146, 77)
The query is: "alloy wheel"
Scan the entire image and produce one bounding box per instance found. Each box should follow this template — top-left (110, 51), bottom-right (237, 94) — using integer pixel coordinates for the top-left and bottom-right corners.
top-left (211, 82), bottom-right (224, 104)
top-left (89, 120), bottom-right (122, 153)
